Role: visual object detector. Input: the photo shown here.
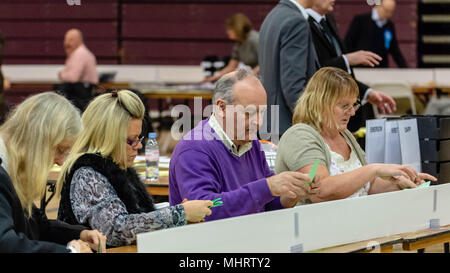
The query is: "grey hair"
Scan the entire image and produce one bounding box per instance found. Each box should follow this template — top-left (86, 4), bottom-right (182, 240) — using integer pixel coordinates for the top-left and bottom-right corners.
top-left (212, 68), bottom-right (255, 106)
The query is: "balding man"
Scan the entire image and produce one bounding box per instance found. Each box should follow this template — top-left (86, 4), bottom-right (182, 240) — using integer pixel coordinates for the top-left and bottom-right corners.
top-left (345, 0), bottom-right (407, 68)
top-left (58, 29), bottom-right (98, 84)
top-left (169, 68), bottom-right (317, 221)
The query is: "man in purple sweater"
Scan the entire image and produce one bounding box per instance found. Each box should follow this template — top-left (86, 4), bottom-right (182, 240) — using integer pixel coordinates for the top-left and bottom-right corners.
top-left (169, 68), bottom-right (315, 221)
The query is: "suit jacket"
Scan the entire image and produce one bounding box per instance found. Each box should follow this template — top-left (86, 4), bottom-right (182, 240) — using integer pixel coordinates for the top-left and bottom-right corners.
top-left (0, 165), bottom-right (86, 253)
top-left (308, 14), bottom-right (374, 131)
top-left (308, 14), bottom-right (369, 101)
top-left (259, 0), bottom-right (320, 140)
top-left (344, 12), bottom-right (407, 68)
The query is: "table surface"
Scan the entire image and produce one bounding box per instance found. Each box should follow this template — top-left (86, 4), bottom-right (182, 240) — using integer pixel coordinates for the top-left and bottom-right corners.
top-left (318, 224), bottom-right (450, 253)
top-left (402, 224), bottom-right (450, 251)
top-left (107, 245), bottom-right (137, 253)
top-left (313, 235), bottom-right (403, 253)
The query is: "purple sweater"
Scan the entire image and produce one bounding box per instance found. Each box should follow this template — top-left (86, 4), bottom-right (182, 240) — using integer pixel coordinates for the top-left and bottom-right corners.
top-left (169, 118), bottom-right (282, 221)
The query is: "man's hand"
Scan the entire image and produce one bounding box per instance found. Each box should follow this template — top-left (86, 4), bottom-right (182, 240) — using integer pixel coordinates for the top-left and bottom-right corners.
top-left (366, 89), bottom-right (397, 114)
top-left (345, 50), bottom-right (382, 67)
top-left (266, 171), bottom-right (313, 207)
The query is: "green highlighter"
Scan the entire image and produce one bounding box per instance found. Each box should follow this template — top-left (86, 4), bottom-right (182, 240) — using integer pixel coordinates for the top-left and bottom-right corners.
top-left (305, 159), bottom-right (320, 185)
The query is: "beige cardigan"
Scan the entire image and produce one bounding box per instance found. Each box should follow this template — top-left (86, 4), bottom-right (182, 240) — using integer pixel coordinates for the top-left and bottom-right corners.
top-left (275, 123), bottom-right (367, 174)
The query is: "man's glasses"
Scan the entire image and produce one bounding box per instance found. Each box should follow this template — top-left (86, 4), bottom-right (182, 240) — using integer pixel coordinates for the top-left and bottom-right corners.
top-left (126, 136), bottom-right (144, 148)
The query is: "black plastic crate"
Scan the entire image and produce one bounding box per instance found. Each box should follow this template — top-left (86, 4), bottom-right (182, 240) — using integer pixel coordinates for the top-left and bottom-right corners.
top-left (422, 161), bottom-right (438, 178)
top-left (421, 161), bottom-right (450, 184)
top-left (439, 162), bottom-right (450, 184)
top-left (402, 115), bottom-right (450, 140)
top-left (420, 139), bottom-right (450, 161)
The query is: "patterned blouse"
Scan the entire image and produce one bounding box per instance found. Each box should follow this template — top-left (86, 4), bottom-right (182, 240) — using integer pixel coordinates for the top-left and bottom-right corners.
top-left (70, 166), bottom-right (186, 247)
top-left (326, 143), bottom-right (371, 198)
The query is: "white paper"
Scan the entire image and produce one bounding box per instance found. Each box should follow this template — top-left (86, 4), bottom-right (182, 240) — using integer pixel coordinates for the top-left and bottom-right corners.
top-left (384, 120), bottom-right (402, 164)
top-left (365, 119), bottom-right (386, 163)
top-left (398, 119), bottom-right (422, 172)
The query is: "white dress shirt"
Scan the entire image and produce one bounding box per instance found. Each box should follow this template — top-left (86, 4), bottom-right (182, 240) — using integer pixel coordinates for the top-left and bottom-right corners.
top-left (289, 0), bottom-right (309, 19)
top-left (371, 8), bottom-right (388, 28)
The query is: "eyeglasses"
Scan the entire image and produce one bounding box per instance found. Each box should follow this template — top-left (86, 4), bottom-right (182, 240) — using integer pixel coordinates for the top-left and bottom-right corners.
top-left (338, 101), bottom-right (361, 113)
top-left (126, 136), bottom-right (144, 148)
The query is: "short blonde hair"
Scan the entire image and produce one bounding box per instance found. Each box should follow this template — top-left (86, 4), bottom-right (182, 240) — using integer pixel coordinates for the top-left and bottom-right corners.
top-left (0, 92), bottom-right (81, 216)
top-left (292, 67), bottom-right (359, 132)
top-left (58, 90), bottom-right (145, 193)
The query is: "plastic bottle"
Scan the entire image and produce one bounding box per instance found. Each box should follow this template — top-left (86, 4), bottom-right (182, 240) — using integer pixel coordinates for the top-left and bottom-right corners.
top-left (145, 132), bottom-right (159, 181)
top-left (260, 140), bottom-right (277, 172)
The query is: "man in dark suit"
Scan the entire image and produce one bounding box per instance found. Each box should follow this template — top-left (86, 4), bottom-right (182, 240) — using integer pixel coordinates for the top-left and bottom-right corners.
top-left (259, 0), bottom-right (319, 141)
top-left (306, 0), bottom-right (396, 132)
top-left (345, 0), bottom-right (407, 68)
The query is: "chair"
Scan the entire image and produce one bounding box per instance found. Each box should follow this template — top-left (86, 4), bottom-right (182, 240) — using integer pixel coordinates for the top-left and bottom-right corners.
top-left (53, 82), bottom-right (96, 112)
top-left (370, 82), bottom-right (417, 119)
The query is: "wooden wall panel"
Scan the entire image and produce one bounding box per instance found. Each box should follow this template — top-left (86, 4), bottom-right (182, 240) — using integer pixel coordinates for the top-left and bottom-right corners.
top-left (122, 40), bottom-right (232, 65)
top-left (0, 0), bottom-right (418, 67)
top-left (0, 0), bottom-right (119, 64)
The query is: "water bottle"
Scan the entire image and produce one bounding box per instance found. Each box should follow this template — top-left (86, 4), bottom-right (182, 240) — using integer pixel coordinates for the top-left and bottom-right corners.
top-left (260, 140), bottom-right (277, 172)
top-left (145, 132), bottom-right (159, 181)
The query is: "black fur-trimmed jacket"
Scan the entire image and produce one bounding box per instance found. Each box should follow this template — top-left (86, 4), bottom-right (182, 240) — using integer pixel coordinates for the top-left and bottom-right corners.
top-left (58, 153), bottom-right (156, 227)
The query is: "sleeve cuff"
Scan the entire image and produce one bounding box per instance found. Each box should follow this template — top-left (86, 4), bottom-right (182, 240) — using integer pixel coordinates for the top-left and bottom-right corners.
top-left (172, 204), bottom-right (187, 226)
top-left (265, 197), bottom-right (283, 211)
top-left (247, 178), bottom-right (276, 209)
top-left (66, 242), bottom-right (79, 253)
top-left (362, 88), bottom-right (372, 105)
top-left (342, 55), bottom-right (352, 74)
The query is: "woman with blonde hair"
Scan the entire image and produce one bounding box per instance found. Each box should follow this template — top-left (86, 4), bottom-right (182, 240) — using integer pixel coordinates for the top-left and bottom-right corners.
top-left (275, 67), bottom-right (436, 204)
top-left (58, 90), bottom-right (213, 247)
top-left (203, 13), bottom-right (260, 82)
top-left (0, 92), bottom-right (106, 253)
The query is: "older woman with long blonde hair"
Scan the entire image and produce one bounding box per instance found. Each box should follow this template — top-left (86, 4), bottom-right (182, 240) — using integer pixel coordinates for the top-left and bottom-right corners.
top-left (58, 90), bottom-right (213, 247)
top-left (275, 67), bottom-right (436, 204)
top-left (0, 92), bottom-right (105, 253)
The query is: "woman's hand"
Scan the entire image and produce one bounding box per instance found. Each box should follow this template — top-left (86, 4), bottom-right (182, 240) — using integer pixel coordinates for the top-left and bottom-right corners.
top-left (387, 171), bottom-right (437, 190)
top-left (80, 229), bottom-right (107, 253)
top-left (181, 199), bottom-right (213, 223)
top-left (373, 164), bottom-right (419, 181)
top-left (67, 239), bottom-right (92, 253)
top-left (411, 173), bottom-right (437, 186)
top-left (388, 175), bottom-right (417, 189)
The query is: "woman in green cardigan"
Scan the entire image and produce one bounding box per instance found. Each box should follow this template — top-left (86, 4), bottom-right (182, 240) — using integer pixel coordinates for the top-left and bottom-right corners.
top-left (275, 67), bottom-right (436, 204)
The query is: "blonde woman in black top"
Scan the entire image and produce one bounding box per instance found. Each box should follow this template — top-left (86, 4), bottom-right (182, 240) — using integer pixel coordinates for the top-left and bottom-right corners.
top-left (0, 92), bottom-right (106, 253)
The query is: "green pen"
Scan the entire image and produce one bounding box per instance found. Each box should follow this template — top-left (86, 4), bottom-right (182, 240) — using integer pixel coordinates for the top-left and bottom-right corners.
top-left (98, 242), bottom-right (102, 253)
top-left (305, 159), bottom-right (320, 185)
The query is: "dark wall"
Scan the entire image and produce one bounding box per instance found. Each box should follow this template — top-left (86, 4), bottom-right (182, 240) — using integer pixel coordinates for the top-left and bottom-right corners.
top-left (0, 0), bottom-right (417, 67)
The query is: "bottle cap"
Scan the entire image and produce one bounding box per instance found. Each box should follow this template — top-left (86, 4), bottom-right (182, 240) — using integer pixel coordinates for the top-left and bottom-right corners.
top-left (148, 132), bottom-right (157, 138)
